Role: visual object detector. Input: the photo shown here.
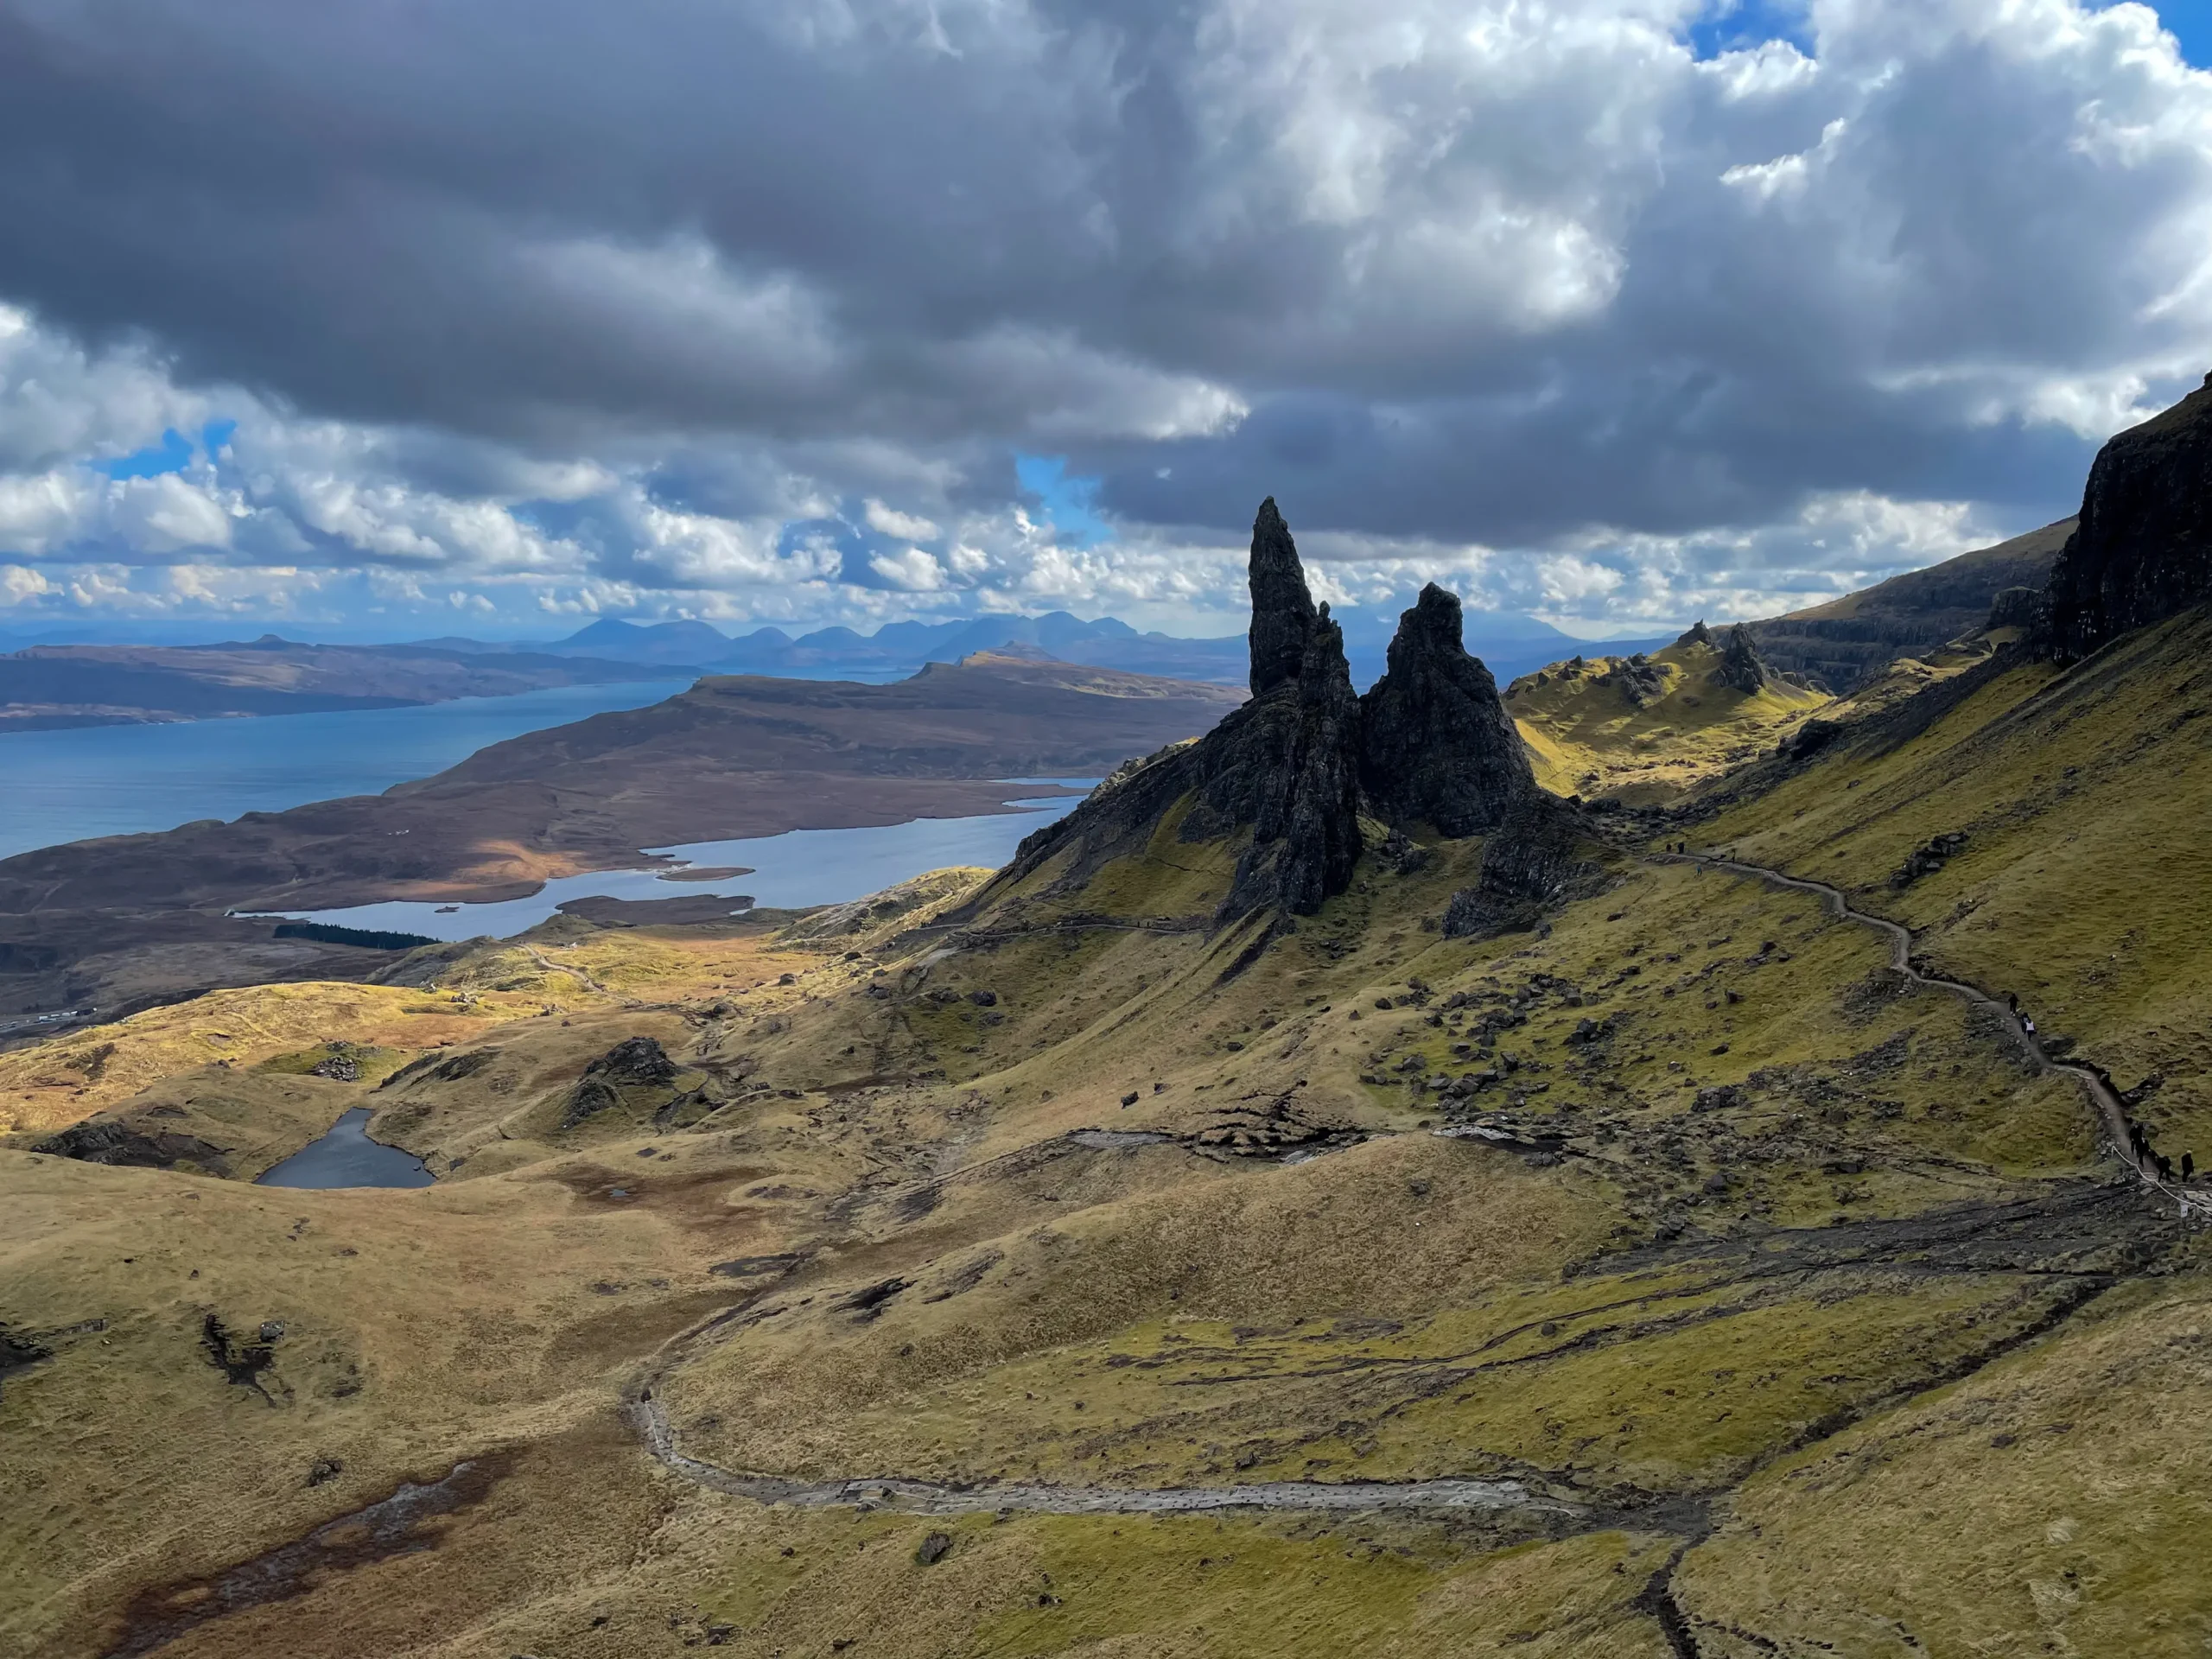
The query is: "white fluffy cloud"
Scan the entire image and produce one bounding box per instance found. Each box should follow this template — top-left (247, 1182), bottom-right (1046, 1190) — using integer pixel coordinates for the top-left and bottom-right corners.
top-left (0, 0), bottom-right (2209, 637)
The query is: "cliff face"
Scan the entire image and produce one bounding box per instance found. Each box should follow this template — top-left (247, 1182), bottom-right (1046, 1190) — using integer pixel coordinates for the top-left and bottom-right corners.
top-left (1359, 583), bottom-right (1535, 837)
top-left (1746, 519), bottom-right (2071, 690)
top-left (2045, 373), bottom-right (2212, 661)
top-left (988, 499), bottom-right (1533, 924)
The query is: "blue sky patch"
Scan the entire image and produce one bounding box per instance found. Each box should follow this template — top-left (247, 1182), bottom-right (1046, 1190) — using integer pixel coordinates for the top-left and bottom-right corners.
top-left (92, 419), bottom-right (238, 480)
top-left (1015, 453), bottom-right (1109, 548)
top-left (94, 427), bottom-right (195, 480)
top-left (1686, 0), bottom-right (1813, 60)
top-left (2139, 0), bottom-right (2212, 67)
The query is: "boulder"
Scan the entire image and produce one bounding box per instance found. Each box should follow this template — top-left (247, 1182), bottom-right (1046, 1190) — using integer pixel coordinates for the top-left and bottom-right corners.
top-left (1358, 583), bottom-right (1535, 836)
top-left (2045, 371), bottom-right (2212, 660)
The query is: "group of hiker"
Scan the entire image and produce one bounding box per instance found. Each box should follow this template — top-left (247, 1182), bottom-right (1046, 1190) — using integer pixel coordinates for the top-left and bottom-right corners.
top-left (2125, 1119), bottom-right (2195, 1187)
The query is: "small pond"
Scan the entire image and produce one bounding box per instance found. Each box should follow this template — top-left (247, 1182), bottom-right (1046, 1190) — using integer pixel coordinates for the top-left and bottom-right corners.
top-left (255, 1108), bottom-right (435, 1189)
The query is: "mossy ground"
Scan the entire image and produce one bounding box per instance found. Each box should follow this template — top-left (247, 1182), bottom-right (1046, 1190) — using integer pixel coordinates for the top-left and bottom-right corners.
top-left (1, 621), bottom-right (2207, 1656)
top-left (1508, 637), bottom-right (1829, 803)
top-left (1694, 606), bottom-right (2212, 1157)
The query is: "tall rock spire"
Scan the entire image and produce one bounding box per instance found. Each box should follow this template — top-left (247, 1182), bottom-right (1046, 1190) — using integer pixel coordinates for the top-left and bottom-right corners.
top-left (973, 495), bottom-right (1365, 925)
top-left (1357, 582), bottom-right (1533, 837)
top-left (1246, 497), bottom-right (1320, 696)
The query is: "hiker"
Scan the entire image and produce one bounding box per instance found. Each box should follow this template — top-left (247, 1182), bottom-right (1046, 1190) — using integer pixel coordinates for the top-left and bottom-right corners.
top-left (2021, 1015), bottom-right (2036, 1036)
top-left (2158, 1154), bottom-right (2175, 1183)
top-left (2184, 1152), bottom-right (2196, 1181)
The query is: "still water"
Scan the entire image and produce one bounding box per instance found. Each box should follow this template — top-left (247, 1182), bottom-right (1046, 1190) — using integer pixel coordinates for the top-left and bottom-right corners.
top-left (0, 679), bottom-right (694, 861)
top-left (259, 781), bottom-right (1099, 942)
top-left (254, 1108), bottom-right (435, 1189)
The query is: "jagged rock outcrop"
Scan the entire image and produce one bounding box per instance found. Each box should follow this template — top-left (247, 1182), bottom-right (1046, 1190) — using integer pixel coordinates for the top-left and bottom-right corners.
top-left (1986, 585), bottom-right (2044, 633)
top-left (1359, 584), bottom-right (1534, 836)
top-left (1601, 654), bottom-right (1667, 708)
top-left (985, 499), bottom-right (1364, 922)
top-left (32, 1116), bottom-right (233, 1174)
top-left (1440, 794), bottom-right (1603, 938)
top-left (1713, 625), bottom-right (1768, 694)
top-left (563, 1035), bottom-right (679, 1127)
top-left (1676, 620), bottom-right (1715, 649)
top-left (2044, 372), bottom-right (2212, 661)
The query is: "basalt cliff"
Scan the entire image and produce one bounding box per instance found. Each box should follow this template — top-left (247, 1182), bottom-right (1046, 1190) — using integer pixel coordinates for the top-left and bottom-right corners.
top-left (2045, 370), bottom-right (2212, 660)
top-left (982, 499), bottom-right (1535, 922)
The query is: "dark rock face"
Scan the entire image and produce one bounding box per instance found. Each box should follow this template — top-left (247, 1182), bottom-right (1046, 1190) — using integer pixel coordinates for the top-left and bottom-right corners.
top-left (1986, 585), bottom-right (2044, 632)
top-left (989, 500), bottom-right (1365, 922)
top-left (1713, 625), bottom-right (1768, 694)
top-left (33, 1117), bottom-right (233, 1175)
top-left (2045, 372), bottom-right (2212, 660)
top-left (1207, 604), bottom-right (1365, 918)
top-left (1440, 794), bottom-right (1602, 938)
top-left (1675, 620), bottom-right (1715, 648)
top-left (563, 1036), bottom-right (678, 1127)
top-left (1359, 583), bottom-right (1535, 836)
top-left (1246, 497), bottom-right (1321, 696)
top-left (981, 497), bottom-right (1547, 924)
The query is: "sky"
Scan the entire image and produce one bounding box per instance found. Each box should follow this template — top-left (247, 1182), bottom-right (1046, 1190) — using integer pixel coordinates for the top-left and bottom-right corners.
top-left (3, 0), bottom-right (2212, 643)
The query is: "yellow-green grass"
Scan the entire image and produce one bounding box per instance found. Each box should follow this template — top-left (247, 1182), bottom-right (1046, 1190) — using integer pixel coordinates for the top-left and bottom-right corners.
top-left (0, 981), bottom-right (548, 1136)
top-left (1676, 1268), bottom-right (2212, 1656)
top-left (1508, 638), bottom-right (1830, 802)
top-left (1695, 605), bottom-right (2212, 1153)
top-left (455, 1502), bottom-right (1676, 1659)
top-left (0, 1139), bottom-right (798, 1656)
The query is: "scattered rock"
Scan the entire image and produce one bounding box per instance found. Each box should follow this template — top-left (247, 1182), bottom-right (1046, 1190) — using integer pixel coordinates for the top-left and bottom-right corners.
top-left (307, 1457), bottom-right (344, 1487)
top-left (915, 1531), bottom-right (954, 1566)
top-left (1892, 831), bottom-right (1969, 888)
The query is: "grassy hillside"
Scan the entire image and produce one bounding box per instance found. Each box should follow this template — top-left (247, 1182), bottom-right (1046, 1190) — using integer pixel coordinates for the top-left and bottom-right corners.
top-left (1688, 604), bottom-right (2212, 1160)
top-left (2, 613), bottom-right (2207, 1656)
top-left (1746, 518), bottom-right (2073, 690)
top-left (1506, 633), bottom-right (1829, 803)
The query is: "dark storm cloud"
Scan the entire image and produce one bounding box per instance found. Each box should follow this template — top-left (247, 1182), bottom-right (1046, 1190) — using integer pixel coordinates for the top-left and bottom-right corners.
top-left (0, 0), bottom-right (2209, 620)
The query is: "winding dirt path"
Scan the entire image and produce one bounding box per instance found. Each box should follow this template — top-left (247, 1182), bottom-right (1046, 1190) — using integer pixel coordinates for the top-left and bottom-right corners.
top-left (1662, 852), bottom-right (2208, 1219)
top-left (627, 1391), bottom-right (1583, 1521)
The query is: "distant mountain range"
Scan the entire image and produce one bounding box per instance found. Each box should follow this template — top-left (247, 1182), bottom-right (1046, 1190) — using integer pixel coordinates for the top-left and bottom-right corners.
top-left (410, 607), bottom-right (1664, 690)
top-left (0, 636), bottom-right (659, 734)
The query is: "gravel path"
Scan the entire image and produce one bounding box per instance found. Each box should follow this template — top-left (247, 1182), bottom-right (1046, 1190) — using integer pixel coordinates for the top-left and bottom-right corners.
top-left (627, 1391), bottom-right (1585, 1519)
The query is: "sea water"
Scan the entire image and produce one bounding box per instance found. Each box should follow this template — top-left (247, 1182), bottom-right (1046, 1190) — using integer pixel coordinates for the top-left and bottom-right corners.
top-left (255, 780), bottom-right (1100, 942)
top-left (0, 679), bottom-right (694, 861)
